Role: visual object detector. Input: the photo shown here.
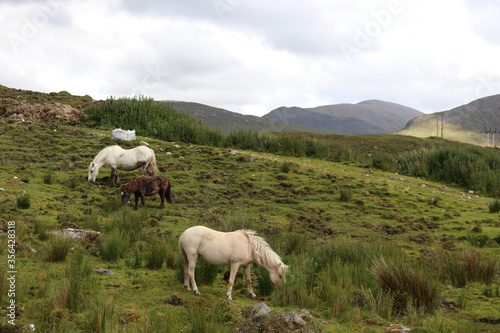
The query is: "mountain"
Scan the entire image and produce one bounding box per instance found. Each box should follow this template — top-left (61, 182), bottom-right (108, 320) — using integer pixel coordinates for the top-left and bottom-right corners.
top-left (399, 94), bottom-right (500, 146)
top-left (164, 101), bottom-right (332, 135)
top-left (262, 100), bottom-right (423, 135)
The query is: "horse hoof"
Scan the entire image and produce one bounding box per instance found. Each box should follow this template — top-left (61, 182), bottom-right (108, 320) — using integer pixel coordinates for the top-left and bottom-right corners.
top-left (251, 295), bottom-right (257, 300)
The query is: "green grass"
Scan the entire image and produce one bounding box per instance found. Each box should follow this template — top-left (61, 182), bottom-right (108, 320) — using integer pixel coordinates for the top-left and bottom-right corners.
top-left (0, 97), bottom-right (499, 332)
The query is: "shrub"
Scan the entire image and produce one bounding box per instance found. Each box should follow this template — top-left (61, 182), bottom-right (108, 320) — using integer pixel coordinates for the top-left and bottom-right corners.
top-left (280, 161), bottom-right (298, 174)
top-left (437, 250), bottom-right (498, 286)
top-left (34, 220), bottom-right (49, 241)
top-left (66, 252), bottom-right (98, 312)
top-left (271, 254), bottom-right (316, 308)
top-left (44, 235), bottom-right (72, 262)
top-left (101, 229), bottom-right (126, 262)
top-left (145, 239), bottom-right (166, 270)
top-left (86, 293), bottom-right (116, 332)
top-left (371, 258), bottom-right (441, 313)
top-left (489, 200), bottom-right (500, 213)
top-left (339, 187), bottom-right (352, 201)
top-left (42, 173), bottom-right (53, 184)
top-left (256, 266), bottom-right (273, 297)
top-left (371, 152), bottom-right (397, 172)
top-left (17, 194), bottom-right (30, 209)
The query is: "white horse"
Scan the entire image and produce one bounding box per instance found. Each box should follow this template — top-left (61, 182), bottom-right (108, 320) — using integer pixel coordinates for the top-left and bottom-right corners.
top-left (88, 145), bottom-right (159, 187)
top-left (179, 226), bottom-right (288, 300)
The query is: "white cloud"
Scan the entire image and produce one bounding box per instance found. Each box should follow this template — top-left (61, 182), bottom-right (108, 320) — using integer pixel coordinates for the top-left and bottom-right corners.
top-left (1, 0), bottom-right (500, 116)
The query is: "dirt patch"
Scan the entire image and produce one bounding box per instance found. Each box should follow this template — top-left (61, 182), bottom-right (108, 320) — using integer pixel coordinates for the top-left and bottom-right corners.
top-left (0, 98), bottom-right (84, 123)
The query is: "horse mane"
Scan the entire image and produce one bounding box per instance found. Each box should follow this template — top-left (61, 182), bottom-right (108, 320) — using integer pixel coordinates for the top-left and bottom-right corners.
top-left (121, 175), bottom-right (146, 193)
top-left (93, 145), bottom-right (121, 163)
top-left (239, 229), bottom-right (283, 270)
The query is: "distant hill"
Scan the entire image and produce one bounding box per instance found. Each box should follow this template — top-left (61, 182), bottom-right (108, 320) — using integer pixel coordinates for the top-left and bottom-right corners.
top-left (399, 94), bottom-right (500, 146)
top-left (164, 101), bottom-right (331, 135)
top-left (263, 100), bottom-right (423, 135)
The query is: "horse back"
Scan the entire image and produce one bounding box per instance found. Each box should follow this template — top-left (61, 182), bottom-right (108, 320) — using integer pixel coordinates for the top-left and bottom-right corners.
top-left (180, 226), bottom-right (252, 266)
top-left (144, 175), bottom-right (169, 196)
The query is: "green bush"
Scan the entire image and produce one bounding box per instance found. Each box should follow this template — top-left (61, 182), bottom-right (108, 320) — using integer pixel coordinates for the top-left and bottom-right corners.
top-left (43, 235), bottom-right (72, 262)
top-left (398, 146), bottom-right (500, 195)
top-left (280, 161), bottom-right (298, 174)
top-left (42, 173), bottom-right (52, 184)
top-left (101, 229), bottom-right (126, 262)
top-left (339, 187), bottom-right (352, 201)
top-left (437, 250), bottom-right (498, 287)
top-left (371, 258), bottom-right (441, 313)
top-left (66, 252), bottom-right (98, 312)
top-left (489, 200), bottom-right (500, 213)
top-left (17, 194), bottom-right (30, 209)
top-left (144, 238), bottom-right (166, 270)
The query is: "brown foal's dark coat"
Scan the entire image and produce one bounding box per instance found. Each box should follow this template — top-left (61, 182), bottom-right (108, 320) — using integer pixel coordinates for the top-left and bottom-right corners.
top-left (120, 175), bottom-right (172, 209)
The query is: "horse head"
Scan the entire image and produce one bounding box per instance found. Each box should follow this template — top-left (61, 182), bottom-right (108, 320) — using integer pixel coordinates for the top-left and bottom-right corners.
top-left (269, 262), bottom-right (289, 284)
top-left (88, 162), bottom-right (98, 183)
top-left (120, 189), bottom-right (132, 205)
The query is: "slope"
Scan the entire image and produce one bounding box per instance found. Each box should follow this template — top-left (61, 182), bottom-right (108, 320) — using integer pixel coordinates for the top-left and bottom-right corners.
top-left (399, 94), bottom-right (500, 146)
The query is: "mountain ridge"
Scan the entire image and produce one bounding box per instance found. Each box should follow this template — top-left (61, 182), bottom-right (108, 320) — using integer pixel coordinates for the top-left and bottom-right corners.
top-left (263, 100), bottom-right (423, 135)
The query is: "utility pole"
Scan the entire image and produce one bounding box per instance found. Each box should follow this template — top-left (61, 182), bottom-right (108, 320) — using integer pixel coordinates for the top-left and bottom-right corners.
top-left (436, 112), bottom-right (444, 138)
top-left (441, 113), bottom-right (444, 138)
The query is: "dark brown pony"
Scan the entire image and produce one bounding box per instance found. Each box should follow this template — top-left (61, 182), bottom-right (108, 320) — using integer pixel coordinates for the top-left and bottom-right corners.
top-left (120, 175), bottom-right (172, 209)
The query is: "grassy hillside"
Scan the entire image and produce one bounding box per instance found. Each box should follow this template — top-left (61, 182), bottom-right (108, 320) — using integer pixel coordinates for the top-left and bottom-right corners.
top-left (0, 114), bottom-right (499, 332)
top-left (399, 94), bottom-right (500, 147)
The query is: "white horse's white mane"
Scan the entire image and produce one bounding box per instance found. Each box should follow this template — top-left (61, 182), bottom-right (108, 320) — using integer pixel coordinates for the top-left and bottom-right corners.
top-left (239, 229), bottom-right (283, 271)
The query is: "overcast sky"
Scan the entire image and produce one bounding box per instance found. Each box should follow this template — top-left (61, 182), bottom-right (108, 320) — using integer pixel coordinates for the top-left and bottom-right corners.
top-left (2, 0), bottom-right (500, 116)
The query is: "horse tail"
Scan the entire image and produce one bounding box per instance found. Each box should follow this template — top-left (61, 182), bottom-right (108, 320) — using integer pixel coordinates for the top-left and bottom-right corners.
top-left (149, 149), bottom-right (159, 176)
top-left (165, 179), bottom-right (172, 203)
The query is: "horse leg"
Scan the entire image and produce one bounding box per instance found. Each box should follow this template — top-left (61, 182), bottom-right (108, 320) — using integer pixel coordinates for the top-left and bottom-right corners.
top-left (133, 193), bottom-right (139, 210)
top-left (181, 248), bottom-right (191, 290)
top-left (159, 191), bottom-right (165, 209)
top-left (187, 254), bottom-right (200, 295)
top-left (140, 193), bottom-right (146, 207)
top-left (138, 162), bottom-right (147, 175)
top-left (226, 264), bottom-right (240, 300)
top-left (146, 163), bottom-right (153, 176)
top-left (244, 265), bottom-right (257, 300)
top-left (110, 166), bottom-right (120, 187)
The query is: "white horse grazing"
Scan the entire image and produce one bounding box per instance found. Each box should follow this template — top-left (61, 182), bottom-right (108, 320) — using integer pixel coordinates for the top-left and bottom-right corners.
top-left (179, 226), bottom-right (288, 300)
top-left (88, 145), bottom-right (159, 187)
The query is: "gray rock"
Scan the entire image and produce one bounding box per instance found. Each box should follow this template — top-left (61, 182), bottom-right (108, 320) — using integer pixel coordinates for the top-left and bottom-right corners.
top-left (254, 302), bottom-right (272, 316)
top-left (278, 311), bottom-right (307, 329)
top-left (386, 324), bottom-right (411, 332)
top-left (49, 228), bottom-right (101, 241)
top-left (92, 268), bottom-right (114, 276)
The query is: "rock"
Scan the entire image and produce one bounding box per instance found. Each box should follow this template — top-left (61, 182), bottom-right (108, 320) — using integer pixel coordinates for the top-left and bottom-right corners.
top-left (254, 302), bottom-right (272, 316)
top-left (49, 228), bottom-right (101, 241)
top-left (386, 323), bottom-right (411, 332)
top-left (228, 149), bottom-right (238, 156)
top-left (111, 128), bottom-right (136, 141)
top-left (278, 311), bottom-right (307, 329)
top-left (93, 268), bottom-right (114, 276)
top-left (139, 141), bottom-right (149, 146)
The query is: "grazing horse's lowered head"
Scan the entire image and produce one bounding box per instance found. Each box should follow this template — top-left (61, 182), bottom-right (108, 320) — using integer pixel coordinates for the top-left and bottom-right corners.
top-left (87, 162), bottom-right (99, 183)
